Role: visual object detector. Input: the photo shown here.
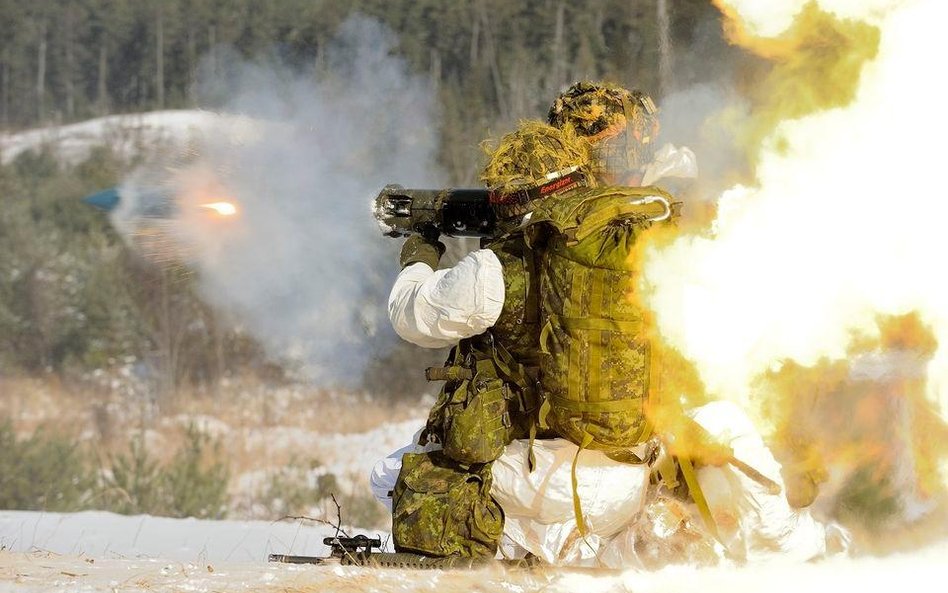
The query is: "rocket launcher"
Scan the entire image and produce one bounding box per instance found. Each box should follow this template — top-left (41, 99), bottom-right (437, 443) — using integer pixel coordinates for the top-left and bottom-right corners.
top-left (374, 184), bottom-right (497, 239)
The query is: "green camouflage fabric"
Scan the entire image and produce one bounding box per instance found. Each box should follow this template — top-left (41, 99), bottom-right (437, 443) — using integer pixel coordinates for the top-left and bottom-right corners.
top-left (392, 451), bottom-right (503, 559)
top-left (480, 121), bottom-right (591, 197)
top-left (399, 234), bottom-right (445, 269)
top-left (421, 230), bottom-right (544, 465)
top-left (547, 81), bottom-right (660, 179)
top-left (423, 337), bottom-right (539, 465)
top-left (484, 232), bottom-right (542, 366)
top-left (526, 185), bottom-right (676, 451)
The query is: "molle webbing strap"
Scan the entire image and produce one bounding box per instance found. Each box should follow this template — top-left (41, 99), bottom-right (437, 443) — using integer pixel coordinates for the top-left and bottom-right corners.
top-left (425, 366), bottom-right (474, 382)
top-left (587, 269), bottom-right (604, 409)
top-left (655, 451), bottom-right (680, 490)
top-left (522, 241), bottom-right (540, 324)
top-left (527, 419), bottom-right (537, 472)
top-left (548, 395), bottom-right (643, 414)
top-left (566, 267), bottom-right (587, 404)
top-left (557, 316), bottom-right (642, 333)
top-left (539, 320), bottom-right (553, 355)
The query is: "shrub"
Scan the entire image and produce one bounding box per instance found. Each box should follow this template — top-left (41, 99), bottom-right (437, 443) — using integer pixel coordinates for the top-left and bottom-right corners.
top-left (257, 458), bottom-right (387, 529)
top-left (101, 425), bottom-right (230, 519)
top-left (0, 421), bottom-right (96, 511)
top-left (99, 436), bottom-right (168, 516)
top-left (162, 426), bottom-right (230, 519)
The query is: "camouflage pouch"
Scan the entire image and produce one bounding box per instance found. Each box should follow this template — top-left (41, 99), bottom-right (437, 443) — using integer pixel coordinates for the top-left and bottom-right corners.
top-left (442, 365), bottom-right (514, 465)
top-left (392, 451), bottom-right (504, 559)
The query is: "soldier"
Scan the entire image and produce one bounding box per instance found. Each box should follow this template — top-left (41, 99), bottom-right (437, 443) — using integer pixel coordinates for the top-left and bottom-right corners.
top-left (378, 102), bottom-right (687, 562)
top-left (374, 83), bottom-right (839, 566)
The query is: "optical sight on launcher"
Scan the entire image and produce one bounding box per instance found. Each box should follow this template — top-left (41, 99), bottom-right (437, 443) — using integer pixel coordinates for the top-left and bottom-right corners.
top-left (374, 185), bottom-right (497, 239)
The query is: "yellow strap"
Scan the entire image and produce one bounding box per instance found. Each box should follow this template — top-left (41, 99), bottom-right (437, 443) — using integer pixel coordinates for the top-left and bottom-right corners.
top-left (537, 398), bottom-right (551, 429)
top-left (679, 456), bottom-right (720, 541)
top-left (539, 320), bottom-right (554, 355)
top-left (571, 432), bottom-right (595, 536)
top-left (527, 420), bottom-right (537, 473)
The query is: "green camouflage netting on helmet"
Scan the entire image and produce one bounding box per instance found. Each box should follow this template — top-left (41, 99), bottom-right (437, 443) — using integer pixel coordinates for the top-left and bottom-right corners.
top-left (547, 81), bottom-right (660, 175)
top-left (480, 120), bottom-right (592, 197)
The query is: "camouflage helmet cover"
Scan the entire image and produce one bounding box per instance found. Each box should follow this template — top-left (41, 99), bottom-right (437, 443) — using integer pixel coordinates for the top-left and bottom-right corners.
top-left (481, 120), bottom-right (592, 219)
top-left (548, 81), bottom-right (660, 175)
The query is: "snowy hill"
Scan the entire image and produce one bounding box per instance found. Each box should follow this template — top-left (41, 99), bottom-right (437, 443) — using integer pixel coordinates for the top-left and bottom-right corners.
top-left (0, 110), bottom-right (229, 166)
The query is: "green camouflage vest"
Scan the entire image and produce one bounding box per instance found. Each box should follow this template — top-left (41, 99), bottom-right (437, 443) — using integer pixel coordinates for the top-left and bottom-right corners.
top-left (484, 232), bottom-right (542, 367)
top-left (423, 231), bottom-right (543, 465)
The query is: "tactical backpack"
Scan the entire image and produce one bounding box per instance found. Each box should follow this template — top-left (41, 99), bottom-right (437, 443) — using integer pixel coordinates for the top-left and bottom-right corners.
top-left (392, 450), bottom-right (504, 559)
top-left (526, 186), bottom-right (676, 453)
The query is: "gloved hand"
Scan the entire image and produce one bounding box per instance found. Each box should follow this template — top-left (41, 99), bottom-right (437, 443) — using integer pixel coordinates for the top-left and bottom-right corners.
top-left (399, 228), bottom-right (446, 269)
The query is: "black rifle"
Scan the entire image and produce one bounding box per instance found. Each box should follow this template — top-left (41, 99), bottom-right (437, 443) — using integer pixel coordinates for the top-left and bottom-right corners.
top-left (269, 534), bottom-right (497, 569)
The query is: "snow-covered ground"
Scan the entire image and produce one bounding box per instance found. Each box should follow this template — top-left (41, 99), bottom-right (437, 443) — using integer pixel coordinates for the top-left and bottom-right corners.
top-left (1, 510), bottom-right (948, 593)
top-left (0, 111), bottom-right (219, 166)
top-left (0, 511), bottom-right (338, 563)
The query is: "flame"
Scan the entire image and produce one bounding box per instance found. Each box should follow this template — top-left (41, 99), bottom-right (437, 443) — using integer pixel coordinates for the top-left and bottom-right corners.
top-left (638, 0), bottom-right (948, 523)
top-left (200, 201), bottom-right (238, 216)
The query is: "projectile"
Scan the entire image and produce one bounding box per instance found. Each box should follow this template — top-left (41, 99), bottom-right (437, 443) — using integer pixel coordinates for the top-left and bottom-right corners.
top-left (83, 187), bottom-right (120, 212)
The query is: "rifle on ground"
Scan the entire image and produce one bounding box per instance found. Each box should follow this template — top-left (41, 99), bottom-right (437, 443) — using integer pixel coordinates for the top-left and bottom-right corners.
top-left (269, 535), bottom-right (501, 569)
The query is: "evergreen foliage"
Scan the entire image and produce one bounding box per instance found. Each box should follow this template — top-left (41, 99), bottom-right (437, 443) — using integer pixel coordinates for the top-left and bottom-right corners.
top-left (100, 426), bottom-right (230, 519)
top-left (0, 420), bottom-right (97, 511)
top-left (0, 421), bottom-right (230, 518)
top-left (0, 1), bottom-right (735, 134)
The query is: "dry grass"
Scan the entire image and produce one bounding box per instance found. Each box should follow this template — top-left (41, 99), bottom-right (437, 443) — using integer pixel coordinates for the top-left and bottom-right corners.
top-left (0, 373), bottom-right (428, 524)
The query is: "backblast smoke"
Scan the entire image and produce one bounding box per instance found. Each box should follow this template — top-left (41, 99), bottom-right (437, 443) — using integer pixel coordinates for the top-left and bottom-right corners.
top-left (641, 0), bottom-right (948, 531)
top-left (112, 17), bottom-right (443, 387)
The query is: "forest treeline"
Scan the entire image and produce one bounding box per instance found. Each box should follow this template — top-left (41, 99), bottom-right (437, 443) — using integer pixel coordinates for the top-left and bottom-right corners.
top-left (0, 0), bottom-right (741, 397)
top-left (0, 0), bottom-right (736, 131)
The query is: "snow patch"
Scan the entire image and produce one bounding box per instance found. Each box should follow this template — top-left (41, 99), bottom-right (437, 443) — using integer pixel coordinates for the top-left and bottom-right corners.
top-left (0, 110), bottom-right (229, 166)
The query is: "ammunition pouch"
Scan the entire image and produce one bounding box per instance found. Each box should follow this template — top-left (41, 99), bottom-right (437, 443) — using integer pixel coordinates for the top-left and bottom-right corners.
top-left (424, 335), bottom-right (539, 466)
top-left (392, 451), bottom-right (503, 559)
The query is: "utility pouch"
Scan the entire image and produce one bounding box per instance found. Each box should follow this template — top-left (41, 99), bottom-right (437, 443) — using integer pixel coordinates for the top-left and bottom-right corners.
top-left (392, 451), bottom-right (503, 559)
top-left (442, 362), bottom-right (515, 465)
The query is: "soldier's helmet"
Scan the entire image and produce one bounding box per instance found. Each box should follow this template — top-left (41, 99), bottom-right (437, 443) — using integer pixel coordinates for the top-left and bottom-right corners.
top-left (547, 81), bottom-right (660, 180)
top-left (481, 120), bottom-right (593, 220)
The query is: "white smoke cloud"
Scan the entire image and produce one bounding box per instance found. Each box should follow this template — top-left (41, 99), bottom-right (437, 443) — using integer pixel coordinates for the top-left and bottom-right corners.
top-left (116, 17), bottom-right (443, 386)
top-left (644, 0), bottom-right (948, 425)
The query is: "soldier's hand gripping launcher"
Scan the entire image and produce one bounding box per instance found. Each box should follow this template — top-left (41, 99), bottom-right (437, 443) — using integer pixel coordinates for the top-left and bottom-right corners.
top-left (374, 185), bottom-right (497, 239)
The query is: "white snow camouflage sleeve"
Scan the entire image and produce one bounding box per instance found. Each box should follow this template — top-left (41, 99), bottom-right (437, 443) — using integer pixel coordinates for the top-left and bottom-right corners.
top-left (388, 248), bottom-right (505, 348)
